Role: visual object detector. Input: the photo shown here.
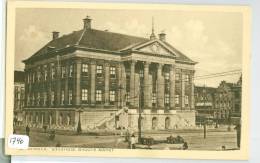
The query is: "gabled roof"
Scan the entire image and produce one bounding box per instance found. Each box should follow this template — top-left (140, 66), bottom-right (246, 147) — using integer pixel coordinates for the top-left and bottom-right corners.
top-left (24, 28), bottom-right (195, 64)
top-left (195, 86), bottom-right (217, 95)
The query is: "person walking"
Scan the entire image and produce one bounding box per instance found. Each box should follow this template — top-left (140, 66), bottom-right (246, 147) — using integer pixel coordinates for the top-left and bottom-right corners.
top-left (234, 123), bottom-right (241, 148)
top-left (130, 134), bottom-right (136, 149)
top-left (26, 125), bottom-right (30, 136)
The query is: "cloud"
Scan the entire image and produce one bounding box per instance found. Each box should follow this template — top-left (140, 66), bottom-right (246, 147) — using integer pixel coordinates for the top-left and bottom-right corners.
top-left (15, 25), bottom-right (50, 70)
top-left (166, 19), bottom-right (241, 87)
top-left (104, 19), bottom-right (150, 37)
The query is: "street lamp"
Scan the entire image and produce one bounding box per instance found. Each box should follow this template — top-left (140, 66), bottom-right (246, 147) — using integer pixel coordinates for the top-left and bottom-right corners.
top-left (76, 106), bottom-right (83, 134)
top-left (138, 82), bottom-right (144, 143)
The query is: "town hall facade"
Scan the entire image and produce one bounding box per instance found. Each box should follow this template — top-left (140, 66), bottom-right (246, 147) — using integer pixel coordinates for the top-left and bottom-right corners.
top-left (23, 16), bottom-right (197, 131)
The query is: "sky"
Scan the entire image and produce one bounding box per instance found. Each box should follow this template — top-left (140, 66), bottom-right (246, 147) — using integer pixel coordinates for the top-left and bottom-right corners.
top-left (15, 8), bottom-right (243, 87)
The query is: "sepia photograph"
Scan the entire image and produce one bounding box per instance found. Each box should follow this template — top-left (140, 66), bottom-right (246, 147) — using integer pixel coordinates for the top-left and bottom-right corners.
top-left (5, 1), bottom-right (250, 160)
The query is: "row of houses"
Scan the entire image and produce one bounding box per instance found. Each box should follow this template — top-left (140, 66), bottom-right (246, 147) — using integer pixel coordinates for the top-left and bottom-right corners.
top-left (194, 76), bottom-right (242, 125)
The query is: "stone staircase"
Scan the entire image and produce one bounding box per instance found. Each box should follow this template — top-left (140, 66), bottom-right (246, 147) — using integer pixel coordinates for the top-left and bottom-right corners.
top-left (80, 108), bottom-right (125, 130)
top-left (95, 108), bottom-right (125, 129)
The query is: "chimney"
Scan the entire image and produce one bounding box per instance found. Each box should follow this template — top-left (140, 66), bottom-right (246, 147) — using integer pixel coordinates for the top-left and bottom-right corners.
top-left (52, 31), bottom-right (59, 40)
top-left (83, 16), bottom-right (92, 29)
top-left (159, 32), bottom-right (166, 42)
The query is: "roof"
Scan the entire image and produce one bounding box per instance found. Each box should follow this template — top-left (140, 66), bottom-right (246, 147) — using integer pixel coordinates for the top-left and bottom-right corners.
top-left (195, 86), bottom-right (217, 94)
top-left (24, 28), bottom-right (195, 64)
top-left (14, 71), bottom-right (25, 83)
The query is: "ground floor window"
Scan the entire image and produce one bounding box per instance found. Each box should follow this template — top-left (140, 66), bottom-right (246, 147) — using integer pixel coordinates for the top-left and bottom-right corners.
top-left (81, 89), bottom-right (88, 104)
top-left (109, 90), bottom-right (115, 105)
top-left (152, 117), bottom-right (158, 130)
top-left (96, 90), bottom-right (102, 104)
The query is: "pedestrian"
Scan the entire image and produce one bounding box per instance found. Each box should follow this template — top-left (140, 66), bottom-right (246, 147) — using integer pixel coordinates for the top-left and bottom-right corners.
top-left (234, 123), bottom-right (241, 148)
top-left (130, 134), bottom-right (136, 149)
top-left (183, 142), bottom-right (188, 150)
top-left (26, 125), bottom-right (30, 136)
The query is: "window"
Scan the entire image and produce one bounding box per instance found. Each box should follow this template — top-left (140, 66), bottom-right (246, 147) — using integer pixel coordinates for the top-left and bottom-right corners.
top-left (185, 95), bottom-right (189, 106)
top-left (81, 89), bottom-right (88, 104)
top-left (185, 75), bottom-right (190, 82)
top-left (51, 64), bottom-right (55, 79)
top-left (176, 73), bottom-right (180, 81)
top-left (37, 93), bottom-right (40, 106)
top-left (165, 93), bottom-right (170, 106)
top-left (61, 90), bottom-right (65, 105)
top-left (96, 90), bottom-right (102, 103)
top-left (69, 65), bottom-right (73, 77)
top-left (165, 72), bottom-right (170, 80)
top-left (69, 90), bottom-right (72, 105)
top-left (152, 93), bottom-right (156, 106)
top-left (175, 95), bottom-right (180, 105)
top-left (27, 96), bottom-right (30, 106)
top-left (44, 65), bottom-right (48, 81)
top-left (51, 91), bottom-right (55, 106)
top-left (110, 66), bottom-right (116, 78)
top-left (82, 63), bottom-right (88, 73)
top-left (61, 66), bottom-right (66, 78)
top-left (37, 69), bottom-right (41, 82)
top-left (31, 95), bottom-right (34, 106)
top-left (109, 90), bottom-right (115, 104)
top-left (139, 69), bottom-right (144, 78)
top-left (43, 92), bottom-right (47, 106)
top-left (96, 65), bottom-right (103, 76)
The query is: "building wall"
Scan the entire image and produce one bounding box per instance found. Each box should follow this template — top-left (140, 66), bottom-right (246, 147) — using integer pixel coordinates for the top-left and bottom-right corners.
top-left (23, 50), bottom-right (196, 130)
top-left (14, 82), bottom-right (25, 125)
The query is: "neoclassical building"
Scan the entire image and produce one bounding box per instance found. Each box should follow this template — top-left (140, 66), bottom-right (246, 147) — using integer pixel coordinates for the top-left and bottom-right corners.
top-left (23, 16), bottom-right (197, 131)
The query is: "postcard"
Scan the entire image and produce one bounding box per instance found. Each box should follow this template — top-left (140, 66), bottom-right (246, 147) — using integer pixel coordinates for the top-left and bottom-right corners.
top-left (5, 1), bottom-right (251, 160)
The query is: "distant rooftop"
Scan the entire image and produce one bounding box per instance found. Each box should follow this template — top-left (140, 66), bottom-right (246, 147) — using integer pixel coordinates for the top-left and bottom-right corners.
top-left (14, 71), bottom-right (25, 83)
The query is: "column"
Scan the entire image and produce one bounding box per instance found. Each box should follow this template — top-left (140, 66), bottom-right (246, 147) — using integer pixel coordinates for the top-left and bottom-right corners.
top-left (104, 63), bottom-right (110, 106)
top-left (169, 64), bottom-right (176, 109)
top-left (90, 60), bottom-right (96, 105)
top-left (121, 63), bottom-right (126, 107)
top-left (55, 110), bottom-right (59, 126)
top-left (116, 63), bottom-right (122, 108)
top-left (48, 63), bottom-right (52, 107)
top-left (64, 62), bottom-right (69, 105)
top-left (181, 70), bottom-right (185, 109)
top-left (56, 57), bottom-right (61, 106)
top-left (134, 73), bottom-right (140, 108)
top-left (157, 63), bottom-right (164, 109)
top-left (190, 70), bottom-right (195, 110)
top-left (144, 61), bottom-right (151, 108)
top-left (129, 60), bottom-right (136, 107)
top-left (75, 59), bottom-right (82, 106)
top-left (41, 113), bottom-right (44, 126)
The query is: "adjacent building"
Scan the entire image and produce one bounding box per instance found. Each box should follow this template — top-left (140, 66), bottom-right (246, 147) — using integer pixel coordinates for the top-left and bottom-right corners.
top-left (194, 76), bottom-right (242, 125)
top-left (14, 71), bottom-right (25, 126)
top-left (22, 16), bottom-right (197, 131)
top-left (194, 86), bottom-right (216, 125)
top-left (215, 76), bottom-right (242, 124)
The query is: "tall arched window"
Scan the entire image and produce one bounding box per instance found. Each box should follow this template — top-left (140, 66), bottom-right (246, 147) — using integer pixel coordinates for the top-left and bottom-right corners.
top-left (152, 117), bottom-right (158, 130)
top-left (165, 117), bottom-right (170, 129)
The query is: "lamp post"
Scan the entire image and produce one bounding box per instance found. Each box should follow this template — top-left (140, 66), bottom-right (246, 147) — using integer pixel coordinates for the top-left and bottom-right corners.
top-left (138, 82), bottom-right (144, 143)
top-left (76, 106), bottom-right (83, 134)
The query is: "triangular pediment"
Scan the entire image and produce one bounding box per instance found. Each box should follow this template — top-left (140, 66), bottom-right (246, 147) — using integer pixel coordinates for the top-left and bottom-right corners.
top-left (133, 40), bottom-right (176, 57)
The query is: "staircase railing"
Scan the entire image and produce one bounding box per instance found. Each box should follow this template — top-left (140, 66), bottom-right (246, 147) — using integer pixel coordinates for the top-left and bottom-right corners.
top-left (95, 107), bottom-right (126, 128)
